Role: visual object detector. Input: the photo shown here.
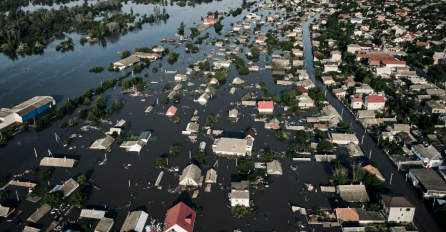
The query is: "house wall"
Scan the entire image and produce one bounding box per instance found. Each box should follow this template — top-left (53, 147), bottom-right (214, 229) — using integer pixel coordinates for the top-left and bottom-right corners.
top-left (352, 102), bottom-right (362, 109)
top-left (21, 102), bottom-right (52, 122)
top-left (258, 109), bottom-right (273, 113)
top-left (386, 207), bottom-right (415, 223)
top-left (411, 147), bottom-right (443, 168)
top-left (365, 101), bottom-right (385, 110)
top-left (134, 211), bottom-right (149, 232)
top-left (231, 197), bottom-right (249, 207)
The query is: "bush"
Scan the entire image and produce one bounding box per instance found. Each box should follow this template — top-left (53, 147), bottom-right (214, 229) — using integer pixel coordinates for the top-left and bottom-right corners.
top-left (89, 66), bottom-right (104, 73)
top-left (152, 67), bottom-right (158, 73)
top-left (156, 157), bottom-right (168, 167)
top-left (42, 192), bottom-right (62, 208)
top-left (233, 205), bottom-right (247, 219)
top-left (59, 122), bottom-right (68, 128)
top-left (40, 171), bottom-right (51, 180)
top-left (194, 151), bottom-right (208, 164)
top-left (71, 192), bottom-right (88, 207)
top-left (169, 146), bottom-right (182, 156)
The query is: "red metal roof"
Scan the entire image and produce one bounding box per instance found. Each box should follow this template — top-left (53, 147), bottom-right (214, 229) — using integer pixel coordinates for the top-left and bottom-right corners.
top-left (166, 106), bottom-right (177, 115)
top-left (352, 98), bottom-right (362, 102)
top-left (402, 32), bottom-right (416, 39)
top-left (163, 202), bottom-right (196, 232)
top-left (382, 60), bottom-right (406, 65)
top-left (367, 95), bottom-right (385, 103)
top-left (257, 37), bottom-right (265, 41)
top-left (203, 17), bottom-right (216, 23)
top-left (294, 86), bottom-right (309, 93)
top-left (258, 101), bottom-right (274, 109)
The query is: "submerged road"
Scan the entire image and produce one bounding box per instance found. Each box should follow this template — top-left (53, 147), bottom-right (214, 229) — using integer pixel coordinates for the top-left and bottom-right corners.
top-left (301, 12), bottom-right (442, 232)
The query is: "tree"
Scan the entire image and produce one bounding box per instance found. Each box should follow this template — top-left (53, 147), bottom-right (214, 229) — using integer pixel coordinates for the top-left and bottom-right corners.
top-left (178, 22), bottom-right (185, 35)
top-left (77, 175), bottom-right (88, 185)
top-left (233, 205), bottom-right (247, 219)
top-left (194, 151), bottom-right (208, 164)
top-left (295, 130), bottom-right (309, 141)
top-left (42, 192), bottom-right (62, 208)
top-left (205, 115), bottom-right (215, 127)
top-left (162, 83), bottom-right (170, 91)
top-left (428, 65), bottom-right (446, 83)
top-left (111, 99), bottom-right (123, 111)
top-left (121, 50), bottom-right (130, 59)
top-left (71, 192), bottom-right (87, 207)
top-left (275, 129), bottom-right (290, 140)
top-left (295, 221), bottom-right (302, 227)
top-left (169, 146), bottom-right (182, 156)
top-left (238, 160), bottom-right (254, 175)
top-left (214, 70), bottom-right (227, 80)
top-left (262, 151), bottom-right (276, 162)
top-left (317, 140), bottom-right (334, 153)
top-left (0, 175), bottom-right (9, 184)
top-left (95, 96), bottom-right (106, 109)
top-left (241, 94), bottom-right (251, 101)
top-left (40, 171), bottom-right (51, 180)
top-left (156, 157), bottom-right (168, 167)
top-left (315, 129), bottom-right (326, 139)
top-left (251, 47), bottom-right (260, 58)
top-left (173, 95), bottom-right (181, 103)
top-left (337, 121), bottom-right (354, 133)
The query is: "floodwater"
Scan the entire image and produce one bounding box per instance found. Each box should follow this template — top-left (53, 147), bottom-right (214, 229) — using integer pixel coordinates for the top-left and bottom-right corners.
top-left (0, 1), bottom-right (443, 232)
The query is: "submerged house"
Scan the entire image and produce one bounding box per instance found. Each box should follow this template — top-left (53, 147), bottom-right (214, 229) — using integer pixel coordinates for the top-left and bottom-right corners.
top-left (213, 136), bottom-right (254, 157)
top-left (40, 157), bottom-right (76, 168)
top-left (179, 164), bottom-right (203, 187)
top-left (163, 202), bottom-right (196, 232)
top-left (120, 210), bottom-right (148, 232)
top-left (90, 136), bottom-right (115, 150)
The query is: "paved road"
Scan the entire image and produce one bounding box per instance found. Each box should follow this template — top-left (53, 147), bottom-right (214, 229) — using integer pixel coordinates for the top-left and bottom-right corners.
top-left (301, 12), bottom-right (442, 232)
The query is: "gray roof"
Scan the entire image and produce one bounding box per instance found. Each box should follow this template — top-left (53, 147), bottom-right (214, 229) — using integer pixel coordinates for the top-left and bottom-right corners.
top-left (267, 160), bottom-right (283, 174)
top-left (231, 181), bottom-right (249, 191)
top-left (95, 217), bottom-right (114, 232)
top-left (186, 122), bottom-right (200, 132)
top-left (0, 205), bottom-right (12, 217)
top-left (337, 185), bottom-right (370, 202)
top-left (80, 209), bottom-right (107, 219)
top-left (409, 169), bottom-right (446, 191)
top-left (10, 96), bottom-right (54, 117)
top-left (27, 204), bottom-right (51, 223)
top-left (40, 157), bottom-right (76, 168)
top-left (179, 164), bottom-right (202, 186)
top-left (231, 191), bottom-right (250, 199)
top-left (379, 194), bottom-right (414, 208)
top-left (214, 138), bottom-right (247, 154)
top-left (90, 136), bottom-right (115, 150)
top-left (58, 178), bottom-right (79, 197)
top-left (23, 226), bottom-right (40, 232)
top-left (205, 168), bottom-right (218, 183)
top-left (356, 208), bottom-right (386, 222)
top-left (120, 211), bottom-right (148, 232)
top-left (356, 110), bottom-right (375, 118)
top-left (412, 144), bottom-right (441, 160)
top-left (138, 131), bottom-right (152, 141)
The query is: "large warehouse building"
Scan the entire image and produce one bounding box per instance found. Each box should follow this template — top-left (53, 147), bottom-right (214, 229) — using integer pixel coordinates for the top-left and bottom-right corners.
top-left (0, 96), bottom-right (55, 131)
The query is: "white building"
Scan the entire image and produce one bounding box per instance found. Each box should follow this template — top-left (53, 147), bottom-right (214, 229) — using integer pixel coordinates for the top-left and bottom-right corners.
top-left (120, 211), bottom-right (148, 232)
top-left (179, 164), bottom-right (203, 187)
top-left (328, 133), bottom-right (359, 145)
top-left (213, 137), bottom-right (253, 156)
top-left (411, 144), bottom-right (443, 168)
top-left (230, 181), bottom-right (249, 207)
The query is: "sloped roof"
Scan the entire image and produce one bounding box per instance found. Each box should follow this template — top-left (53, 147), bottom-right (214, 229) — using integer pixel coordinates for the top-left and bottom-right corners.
top-left (0, 206), bottom-right (12, 217)
top-left (363, 165), bottom-right (385, 181)
top-left (23, 226), bottom-right (40, 232)
top-left (120, 211), bottom-right (148, 232)
top-left (337, 185), bottom-right (370, 202)
top-left (380, 194), bottom-right (413, 208)
top-left (58, 178), bottom-right (79, 197)
top-left (366, 95), bottom-right (385, 103)
top-left (164, 202), bottom-right (196, 232)
top-left (95, 217), bottom-right (114, 232)
top-left (258, 101), bottom-right (274, 110)
top-left (27, 204), bottom-right (51, 223)
top-left (336, 208), bottom-right (359, 222)
top-left (80, 209), bottom-right (107, 219)
top-left (166, 106), bottom-right (178, 115)
top-left (267, 160), bottom-right (283, 174)
top-left (40, 157), bottom-right (76, 168)
top-left (179, 164), bottom-right (202, 185)
top-left (244, 128), bottom-right (256, 139)
top-left (205, 168), bottom-right (218, 183)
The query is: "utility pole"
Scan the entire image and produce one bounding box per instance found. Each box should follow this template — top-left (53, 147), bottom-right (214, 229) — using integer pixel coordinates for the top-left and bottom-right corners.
top-left (369, 150), bottom-right (372, 159)
top-left (390, 173), bottom-right (394, 186)
top-left (361, 135), bottom-right (364, 145)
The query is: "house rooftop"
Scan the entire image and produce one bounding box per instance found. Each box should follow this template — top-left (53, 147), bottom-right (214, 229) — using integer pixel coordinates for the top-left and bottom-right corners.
top-left (379, 194), bottom-right (414, 208)
top-left (409, 168), bottom-right (446, 191)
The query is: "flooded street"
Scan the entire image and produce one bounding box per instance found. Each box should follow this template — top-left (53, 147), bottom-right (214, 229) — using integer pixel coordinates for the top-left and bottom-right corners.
top-left (0, 1), bottom-right (442, 232)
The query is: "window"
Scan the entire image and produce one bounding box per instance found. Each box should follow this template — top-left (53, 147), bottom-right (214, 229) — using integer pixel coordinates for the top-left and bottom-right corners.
top-left (400, 208), bottom-right (402, 211)
top-left (406, 208), bottom-right (411, 211)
